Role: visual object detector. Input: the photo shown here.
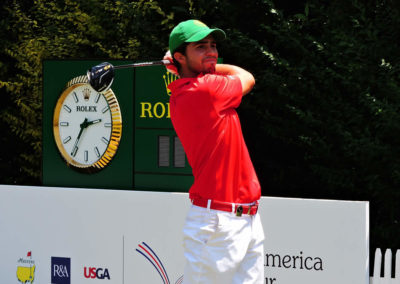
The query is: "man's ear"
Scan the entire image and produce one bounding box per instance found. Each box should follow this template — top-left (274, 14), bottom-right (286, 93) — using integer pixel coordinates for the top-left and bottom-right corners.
top-left (174, 52), bottom-right (186, 65)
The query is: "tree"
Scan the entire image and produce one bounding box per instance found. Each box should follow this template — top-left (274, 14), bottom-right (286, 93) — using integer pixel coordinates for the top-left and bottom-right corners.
top-left (1, 0), bottom-right (399, 253)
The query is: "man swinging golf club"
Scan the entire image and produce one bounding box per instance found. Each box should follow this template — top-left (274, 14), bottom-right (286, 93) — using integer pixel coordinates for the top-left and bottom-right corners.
top-left (164, 20), bottom-right (265, 284)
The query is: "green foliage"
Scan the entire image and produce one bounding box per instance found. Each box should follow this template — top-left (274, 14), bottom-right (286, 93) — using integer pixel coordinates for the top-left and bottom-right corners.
top-left (0, 0), bottom-right (174, 183)
top-left (0, 0), bottom-right (399, 251)
top-left (214, 0), bottom-right (400, 251)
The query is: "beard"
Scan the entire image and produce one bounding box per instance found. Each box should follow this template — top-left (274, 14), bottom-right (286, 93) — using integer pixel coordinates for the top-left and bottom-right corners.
top-left (202, 65), bottom-right (216, 74)
top-left (186, 57), bottom-right (217, 75)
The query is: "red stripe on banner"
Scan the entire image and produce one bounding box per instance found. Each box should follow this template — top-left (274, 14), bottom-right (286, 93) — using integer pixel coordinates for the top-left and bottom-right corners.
top-left (139, 244), bottom-right (168, 283)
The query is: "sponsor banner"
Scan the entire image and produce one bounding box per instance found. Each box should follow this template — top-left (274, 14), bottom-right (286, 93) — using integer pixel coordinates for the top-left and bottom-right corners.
top-left (0, 184), bottom-right (368, 283)
top-left (261, 198), bottom-right (369, 284)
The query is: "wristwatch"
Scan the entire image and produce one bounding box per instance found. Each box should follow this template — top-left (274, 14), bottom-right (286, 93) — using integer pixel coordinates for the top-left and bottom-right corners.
top-left (53, 75), bottom-right (122, 173)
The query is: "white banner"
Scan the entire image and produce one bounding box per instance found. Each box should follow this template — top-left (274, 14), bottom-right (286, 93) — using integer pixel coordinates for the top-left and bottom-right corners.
top-left (0, 184), bottom-right (369, 284)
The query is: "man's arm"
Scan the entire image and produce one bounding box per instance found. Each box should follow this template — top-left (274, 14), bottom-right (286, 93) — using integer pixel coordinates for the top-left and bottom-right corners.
top-left (215, 64), bottom-right (255, 96)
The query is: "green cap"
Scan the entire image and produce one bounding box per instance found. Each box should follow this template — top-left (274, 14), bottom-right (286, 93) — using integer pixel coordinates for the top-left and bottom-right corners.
top-left (169, 20), bottom-right (226, 54)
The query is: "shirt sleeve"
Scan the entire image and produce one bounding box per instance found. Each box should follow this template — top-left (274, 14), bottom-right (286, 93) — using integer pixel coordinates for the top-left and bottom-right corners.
top-left (202, 74), bottom-right (243, 113)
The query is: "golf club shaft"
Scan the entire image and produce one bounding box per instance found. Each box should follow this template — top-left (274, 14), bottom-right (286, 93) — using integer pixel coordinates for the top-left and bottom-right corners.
top-left (113, 60), bottom-right (171, 70)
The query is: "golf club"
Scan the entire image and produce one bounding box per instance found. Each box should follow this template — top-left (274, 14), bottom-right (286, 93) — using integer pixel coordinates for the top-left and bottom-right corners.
top-left (87, 60), bottom-right (171, 93)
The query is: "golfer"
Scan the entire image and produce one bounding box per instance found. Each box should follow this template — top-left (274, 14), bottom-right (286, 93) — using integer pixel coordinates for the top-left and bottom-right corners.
top-left (164, 19), bottom-right (265, 284)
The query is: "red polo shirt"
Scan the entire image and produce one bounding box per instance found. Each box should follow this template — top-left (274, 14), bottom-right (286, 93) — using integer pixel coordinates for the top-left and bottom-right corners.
top-left (168, 73), bottom-right (261, 204)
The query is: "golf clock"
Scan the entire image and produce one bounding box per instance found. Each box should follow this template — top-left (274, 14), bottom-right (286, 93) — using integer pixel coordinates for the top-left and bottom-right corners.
top-left (53, 75), bottom-right (122, 173)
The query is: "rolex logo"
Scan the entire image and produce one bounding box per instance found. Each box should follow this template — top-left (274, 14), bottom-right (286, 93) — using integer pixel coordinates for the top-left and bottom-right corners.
top-left (83, 87), bottom-right (91, 101)
top-left (163, 71), bottom-right (178, 97)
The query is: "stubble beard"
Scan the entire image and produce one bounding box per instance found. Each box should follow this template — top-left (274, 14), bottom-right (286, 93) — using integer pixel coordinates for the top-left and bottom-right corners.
top-left (186, 57), bottom-right (216, 75)
top-left (204, 64), bottom-right (216, 74)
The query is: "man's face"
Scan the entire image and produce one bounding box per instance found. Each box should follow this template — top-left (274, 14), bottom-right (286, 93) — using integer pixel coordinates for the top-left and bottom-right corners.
top-left (177, 34), bottom-right (218, 77)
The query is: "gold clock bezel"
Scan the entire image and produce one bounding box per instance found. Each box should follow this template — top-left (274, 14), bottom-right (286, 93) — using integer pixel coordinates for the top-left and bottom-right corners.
top-left (53, 75), bottom-right (122, 173)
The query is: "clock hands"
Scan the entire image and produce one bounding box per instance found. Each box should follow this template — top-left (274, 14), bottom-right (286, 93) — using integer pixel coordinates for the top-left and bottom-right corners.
top-left (71, 118), bottom-right (102, 157)
top-left (86, 118), bottom-right (102, 126)
top-left (80, 118), bottom-right (102, 129)
top-left (71, 118), bottom-right (87, 157)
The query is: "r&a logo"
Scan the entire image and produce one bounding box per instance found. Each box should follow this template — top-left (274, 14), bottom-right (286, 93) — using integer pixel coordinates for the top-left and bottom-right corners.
top-left (84, 267), bottom-right (111, 280)
top-left (51, 257), bottom-right (71, 284)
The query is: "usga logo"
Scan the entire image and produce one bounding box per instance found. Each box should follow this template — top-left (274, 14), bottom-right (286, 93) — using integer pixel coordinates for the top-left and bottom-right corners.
top-left (84, 266), bottom-right (111, 280)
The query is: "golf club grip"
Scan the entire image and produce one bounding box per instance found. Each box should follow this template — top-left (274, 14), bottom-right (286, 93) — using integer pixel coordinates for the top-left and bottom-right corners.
top-left (113, 60), bottom-right (170, 70)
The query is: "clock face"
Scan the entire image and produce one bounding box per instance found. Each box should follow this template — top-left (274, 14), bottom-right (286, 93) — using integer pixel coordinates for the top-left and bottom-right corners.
top-left (53, 76), bottom-right (122, 173)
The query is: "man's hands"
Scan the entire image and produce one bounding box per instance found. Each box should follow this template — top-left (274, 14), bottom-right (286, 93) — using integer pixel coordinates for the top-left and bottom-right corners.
top-left (162, 52), bottom-right (255, 96)
top-left (163, 50), bottom-right (179, 77)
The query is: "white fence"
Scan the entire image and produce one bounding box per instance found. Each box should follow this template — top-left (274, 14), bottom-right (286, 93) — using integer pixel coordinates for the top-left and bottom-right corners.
top-left (370, 248), bottom-right (400, 283)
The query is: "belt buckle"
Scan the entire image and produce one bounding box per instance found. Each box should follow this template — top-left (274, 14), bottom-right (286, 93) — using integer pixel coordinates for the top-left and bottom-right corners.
top-left (236, 205), bottom-right (243, 217)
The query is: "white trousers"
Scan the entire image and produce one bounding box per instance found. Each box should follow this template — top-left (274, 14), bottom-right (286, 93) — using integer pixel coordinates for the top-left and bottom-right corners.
top-left (182, 205), bottom-right (265, 284)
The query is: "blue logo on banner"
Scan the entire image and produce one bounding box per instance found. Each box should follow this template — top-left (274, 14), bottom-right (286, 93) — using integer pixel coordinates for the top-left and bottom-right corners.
top-left (51, 257), bottom-right (71, 284)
